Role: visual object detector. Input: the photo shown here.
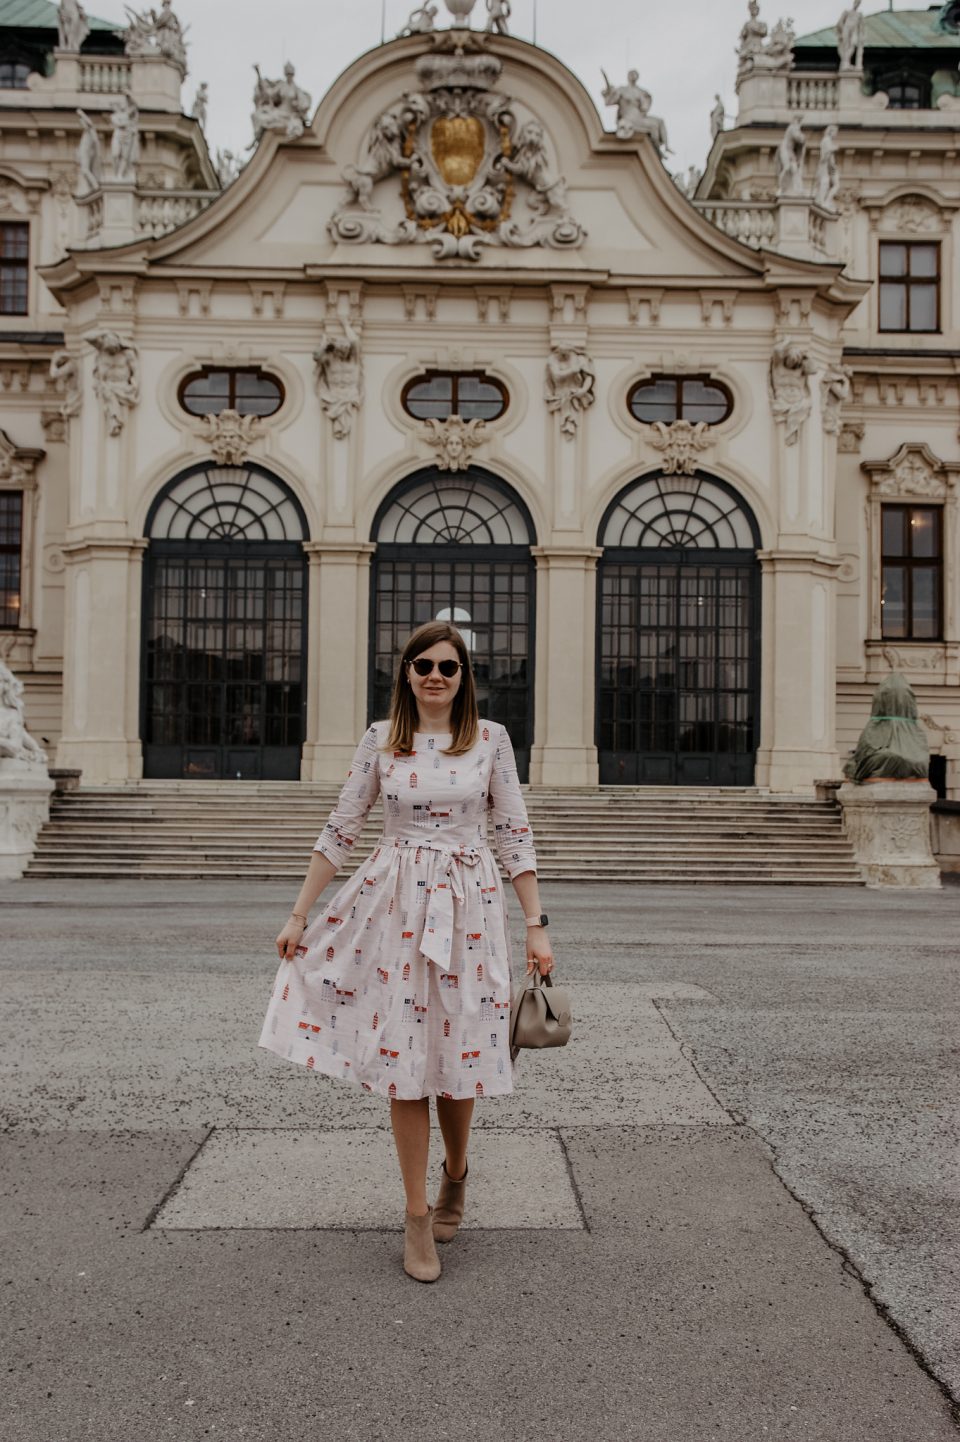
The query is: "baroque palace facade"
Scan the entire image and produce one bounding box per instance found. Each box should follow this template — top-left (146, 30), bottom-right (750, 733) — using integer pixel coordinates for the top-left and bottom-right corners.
top-left (1, 0), bottom-right (959, 794)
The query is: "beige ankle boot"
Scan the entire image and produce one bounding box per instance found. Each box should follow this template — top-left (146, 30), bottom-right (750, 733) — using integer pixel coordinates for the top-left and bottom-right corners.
top-left (432, 1159), bottom-right (468, 1243)
top-left (403, 1204), bottom-right (442, 1282)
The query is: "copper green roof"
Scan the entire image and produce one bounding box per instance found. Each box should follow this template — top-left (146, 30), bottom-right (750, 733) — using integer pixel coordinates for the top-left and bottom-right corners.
top-left (0, 0), bottom-right (120, 30)
top-left (797, 7), bottom-right (960, 48)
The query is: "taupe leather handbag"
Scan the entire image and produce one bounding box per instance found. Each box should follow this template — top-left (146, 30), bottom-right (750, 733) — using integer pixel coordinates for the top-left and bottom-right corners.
top-left (509, 971), bottom-right (573, 1062)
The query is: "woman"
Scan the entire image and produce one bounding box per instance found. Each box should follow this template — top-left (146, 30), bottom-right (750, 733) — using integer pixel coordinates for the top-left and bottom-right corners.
top-left (258, 621), bottom-right (554, 1283)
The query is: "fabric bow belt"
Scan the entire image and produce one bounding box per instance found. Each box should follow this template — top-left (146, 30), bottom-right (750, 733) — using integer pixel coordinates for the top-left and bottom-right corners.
top-left (381, 837), bottom-right (484, 970)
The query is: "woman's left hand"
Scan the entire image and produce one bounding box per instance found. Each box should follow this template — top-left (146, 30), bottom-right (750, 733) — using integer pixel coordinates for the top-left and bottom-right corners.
top-left (525, 927), bottom-right (555, 977)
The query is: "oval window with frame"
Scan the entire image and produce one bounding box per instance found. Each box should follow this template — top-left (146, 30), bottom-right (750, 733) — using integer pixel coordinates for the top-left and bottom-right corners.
top-left (179, 368), bottom-right (285, 419)
top-left (628, 375), bottom-right (733, 427)
top-left (402, 371), bottom-right (508, 423)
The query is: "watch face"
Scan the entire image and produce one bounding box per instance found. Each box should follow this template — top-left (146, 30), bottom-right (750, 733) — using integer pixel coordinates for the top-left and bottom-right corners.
top-left (539, 913), bottom-right (549, 927)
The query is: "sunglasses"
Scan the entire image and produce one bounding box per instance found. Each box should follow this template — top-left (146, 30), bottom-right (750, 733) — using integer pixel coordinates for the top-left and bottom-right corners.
top-left (408, 658), bottom-right (462, 678)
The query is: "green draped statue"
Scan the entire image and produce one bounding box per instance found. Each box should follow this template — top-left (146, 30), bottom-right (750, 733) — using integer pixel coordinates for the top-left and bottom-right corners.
top-left (843, 672), bottom-right (930, 784)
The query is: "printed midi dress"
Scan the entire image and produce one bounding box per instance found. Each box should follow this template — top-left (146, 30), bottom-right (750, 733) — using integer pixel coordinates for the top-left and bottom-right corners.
top-left (257, 719), bottom-right (538, 1101)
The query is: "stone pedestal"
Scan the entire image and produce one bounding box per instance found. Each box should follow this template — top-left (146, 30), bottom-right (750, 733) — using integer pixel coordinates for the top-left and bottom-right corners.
top-left (0, 761), bottom-right (54, 880)
top-left (838, 780), bottom-right (941, 889)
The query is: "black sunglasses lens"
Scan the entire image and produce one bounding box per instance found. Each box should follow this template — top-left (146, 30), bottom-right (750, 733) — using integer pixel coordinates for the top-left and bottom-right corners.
top-left (410, 658), bottom-right (460, 677)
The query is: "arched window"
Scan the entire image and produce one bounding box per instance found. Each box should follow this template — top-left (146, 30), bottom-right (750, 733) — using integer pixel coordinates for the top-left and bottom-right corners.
top-left (179, 368), bottom-right (284, 419)
top-left (402, 372), bottom-right (508, 422)
top-left (142, 464), bottom-right (308, 781)
top-left (597, 473), bottom-right (760, 786)
top-left (147, 464), bottom-right (305, 542)
top-left (600, 474), bottom-right (757, 550)
top-left (628, 376), bottom-right (732, 427)
top-left (371, 468), bottom-right (534, 776)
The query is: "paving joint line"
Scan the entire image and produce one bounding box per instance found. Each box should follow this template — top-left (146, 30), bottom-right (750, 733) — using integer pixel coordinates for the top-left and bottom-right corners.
top-left (140, 1123), bottom-right (216, 1234)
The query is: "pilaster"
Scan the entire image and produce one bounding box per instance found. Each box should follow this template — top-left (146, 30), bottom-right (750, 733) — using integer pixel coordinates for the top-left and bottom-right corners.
top-left (528, 545), bottom-right (601, 786)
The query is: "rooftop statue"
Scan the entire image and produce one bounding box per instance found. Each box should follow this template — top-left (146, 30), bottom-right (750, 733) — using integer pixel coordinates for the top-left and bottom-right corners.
top-left (486, 0), bottom-right (510, 34)
top-left (398, 4), bottom-right (437, 36)
top-left (75, 108), bottom-right (102, 195)
top-left (58, 0), bottom-right (91, 52)
top-left (843, 673), bottom-right (931, 783)
top-left (737, 1), bottom-right (795, 75)
top-left (776, 113), bottom-right (806, 197)
top-left (812, 123), bottom-right (840, 210)
top-left (215, 148), bottom-right (241, 186)
top-left (110, 93), bottom-right (140, 183)
top-left (601, 69), bottom-right (670, 155)
top-left (191, 82), bottom-right (209, 130)
top-left (251, 62), bottom-right (312, 143)
top-left (710, 94), bottom-right (726, 140)
top-left (836, 0), bottom-right (865, 71)
top-left (124, 0), bottom-right (188, 73)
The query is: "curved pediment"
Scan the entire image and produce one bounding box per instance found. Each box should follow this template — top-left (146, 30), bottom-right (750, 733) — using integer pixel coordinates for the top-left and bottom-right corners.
top-left (131, 31), bottom-right (793, 282)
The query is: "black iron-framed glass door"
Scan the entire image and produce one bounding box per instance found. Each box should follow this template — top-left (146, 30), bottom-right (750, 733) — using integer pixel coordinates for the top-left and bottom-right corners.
top-left (141, 464), bottom-right (308, 780)
top-left (370, 468), bottom-right (536, 778)
top-left (597, 473), bottom-right (761, 786)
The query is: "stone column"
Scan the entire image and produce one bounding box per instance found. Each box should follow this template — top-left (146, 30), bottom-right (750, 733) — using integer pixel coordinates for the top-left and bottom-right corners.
top-left (528, 546), bottom-right (601, 786)
top-left (755, 550), bottom-right (842, 791)
top-left (55, 538), bottom-right (147, 782)
top-left (300, 541), bottom-right (375, 782)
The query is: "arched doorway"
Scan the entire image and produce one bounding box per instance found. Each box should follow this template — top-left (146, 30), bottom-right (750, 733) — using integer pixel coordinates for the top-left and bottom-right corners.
top-left (597, 472), bottom-right (761, 785)
top-left (370, 467), bottom-right (536, 778)
top-left (141, 463), bottom-right (308, 780)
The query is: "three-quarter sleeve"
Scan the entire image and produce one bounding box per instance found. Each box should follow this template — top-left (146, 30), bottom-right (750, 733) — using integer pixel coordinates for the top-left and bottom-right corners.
top-left (314, 725), bottom-right (382, 871)
top-left (489, 722), bottom-right (538, 878)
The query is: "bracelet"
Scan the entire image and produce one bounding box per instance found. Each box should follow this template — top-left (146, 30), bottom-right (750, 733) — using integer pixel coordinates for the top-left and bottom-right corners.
top-left (290, 912), bottom-right (308, 927)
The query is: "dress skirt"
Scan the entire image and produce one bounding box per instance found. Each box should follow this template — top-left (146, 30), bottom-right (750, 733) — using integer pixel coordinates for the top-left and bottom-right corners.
top-left (257, 720), bottom-right (538, 1101)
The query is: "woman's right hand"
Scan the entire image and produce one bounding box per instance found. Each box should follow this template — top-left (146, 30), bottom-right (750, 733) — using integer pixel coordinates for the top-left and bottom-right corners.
top-left (276, 917), bottom-right (307, 961)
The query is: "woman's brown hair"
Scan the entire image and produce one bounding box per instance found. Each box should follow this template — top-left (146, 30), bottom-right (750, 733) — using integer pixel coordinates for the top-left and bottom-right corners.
top-left (384, 621), bottom-right (479, 757)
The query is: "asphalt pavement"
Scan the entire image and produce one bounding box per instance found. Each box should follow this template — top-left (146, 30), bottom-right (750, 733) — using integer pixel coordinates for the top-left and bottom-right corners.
top-left (1, 878), bottom-right (958, 1442)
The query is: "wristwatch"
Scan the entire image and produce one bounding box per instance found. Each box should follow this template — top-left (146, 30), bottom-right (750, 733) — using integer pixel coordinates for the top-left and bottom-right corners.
top-left (525, 913), bottom-right (549, 928)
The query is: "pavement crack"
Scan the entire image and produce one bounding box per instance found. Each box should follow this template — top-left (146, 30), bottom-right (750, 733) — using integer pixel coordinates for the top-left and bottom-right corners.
top-left (650, 998), bottom-right (742, 1123)
top-left (554, 1126), bottom-right (591, 1234)
top-left (752, 1129), bottom-right (960, 1428)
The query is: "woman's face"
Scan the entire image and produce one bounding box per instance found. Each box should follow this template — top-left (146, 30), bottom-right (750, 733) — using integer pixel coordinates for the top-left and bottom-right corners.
top-left (405, 640), bottom-right (463, 720)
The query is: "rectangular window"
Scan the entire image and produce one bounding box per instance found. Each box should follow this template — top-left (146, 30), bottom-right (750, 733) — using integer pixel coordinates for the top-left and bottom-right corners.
top-left (879, 241), bottom-right (940, 333)
top-left (0, 222), bottom-right (28, 315)
top-left (0, 491), bottom-right (23, 627)
top-left (881, 503), bottom-right (942, 640)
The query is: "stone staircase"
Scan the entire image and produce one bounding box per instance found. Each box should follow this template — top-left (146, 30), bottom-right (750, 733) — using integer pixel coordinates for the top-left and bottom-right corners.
top-left (26, 782), bottom-right (863, 884)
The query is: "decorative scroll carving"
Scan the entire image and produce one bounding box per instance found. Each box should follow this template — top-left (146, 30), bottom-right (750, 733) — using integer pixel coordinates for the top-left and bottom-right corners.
top-left (862, 442), bottom-right (958, 500)
top-left (423, 415), bottom-right (487, 471)
top-left (199, 410), bottom-right (263, 466)
top-left (647, 419), bottom-right (712, 475)
top-left (87, 331), bottom-right (139, 436)
top-left (769, 339), bottom-right (816, 445)
top-left (329, 42), bottom-right (585, 262)
top-left (545, 344), bottom-right (595, 438)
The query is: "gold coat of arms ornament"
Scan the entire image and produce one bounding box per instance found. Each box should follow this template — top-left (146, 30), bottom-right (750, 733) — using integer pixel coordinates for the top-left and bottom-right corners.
top-left (330, 35), bottom-right (585, 261)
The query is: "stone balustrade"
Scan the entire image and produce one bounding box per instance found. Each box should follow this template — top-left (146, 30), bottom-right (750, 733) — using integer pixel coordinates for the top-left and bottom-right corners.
top-left (735, 67), bottom-right (959, 127)
top-left (137, 190), bottom-right (219, 237)
top-left (78, 56), bottom-right (132, 94)
top-left (695, 196), bottom-right (836, 261)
